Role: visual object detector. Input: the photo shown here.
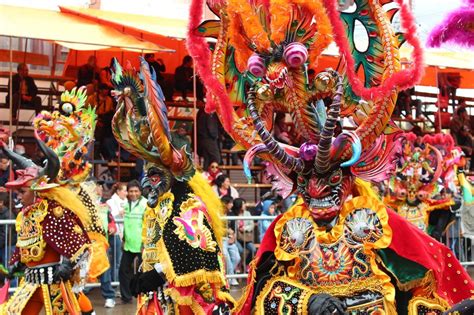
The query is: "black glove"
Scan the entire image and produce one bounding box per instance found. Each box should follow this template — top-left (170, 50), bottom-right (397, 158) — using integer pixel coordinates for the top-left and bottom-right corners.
top-left (307, 293), bottom-right (347, 315)
top-left (53, 258), bottom-right (74, 282)
top-left (130, 272), bottom-right (141, 297)
top-left (212, 302), bottom-right (231, 315)
top-left (130, 270), bottom-right (167, 296)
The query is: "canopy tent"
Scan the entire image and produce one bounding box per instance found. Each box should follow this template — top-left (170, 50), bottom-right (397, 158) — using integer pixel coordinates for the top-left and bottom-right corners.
top-left (59, 6), bottom-right (189, 71)
top-left (0, 5), bottom-right (173, 52)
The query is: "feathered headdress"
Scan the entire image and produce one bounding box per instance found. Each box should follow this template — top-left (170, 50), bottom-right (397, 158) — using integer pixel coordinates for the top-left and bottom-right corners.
top-left (112, 58), bottom-right (195, 180)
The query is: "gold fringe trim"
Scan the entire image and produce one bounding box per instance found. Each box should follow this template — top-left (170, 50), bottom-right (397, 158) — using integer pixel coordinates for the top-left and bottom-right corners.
top-left (426, 200), bottom-right (455, 212)
top-left (165, 287), bottom-right (206, 315)
top-left (173, 270), bottom-right (226, 288)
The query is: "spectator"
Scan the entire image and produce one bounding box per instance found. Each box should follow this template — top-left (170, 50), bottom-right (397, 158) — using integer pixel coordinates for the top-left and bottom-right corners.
top-left (0, 192), bottom-right (15, 266)
top-left (106, 183), bottom-right (127, 280)
top-left (171, 122), bottom-right (191, 151)
top-left (202, 161), bottom-right (222, 185)
top-left (212, 174), bottom-right (239, 199)
top-left (233, 198), bottom-right (256, 266)
top-left (197, 108), bottom-right (221, 169)
top-left (95, 83), bottom-right (117, 160)
top-left (77, 56), bottom-right (99, 88)
top-left (119, 180), bottom-right (147, 304)
top-left (6, 63), bottom-right (42, 121)
top-left (144, 53), bottom-right (166, 88)
top-left (85, 83), bottom-right (96, 105)
top-left (221, 195), bottom-right (240, 286)
top-left (258, 200), bottom-right (276, 241)
top-left (92, 181), bottom-right (116, 308)
top-left (394, 87), bottom-right (423, 119)
top-left (450, 107), bottom-right (474, 170)
top-left (0, 154), bottom-right (9, 189)
top-left (99, 58), bottom-right (115, 90)
top-left (174, 55), bottom-right (194, 98)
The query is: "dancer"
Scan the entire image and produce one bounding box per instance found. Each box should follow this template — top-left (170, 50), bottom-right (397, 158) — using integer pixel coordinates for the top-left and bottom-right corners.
top-left (188, 0), bottom-right (474, 313)
top-left (33, 87), bottom-right (110, 282)
top-left (111, 58), bottom-right (234, 314)
top-left (385, 133), bottom-right (457, 237)
top-left (0, 136), bottom-right (92, 314)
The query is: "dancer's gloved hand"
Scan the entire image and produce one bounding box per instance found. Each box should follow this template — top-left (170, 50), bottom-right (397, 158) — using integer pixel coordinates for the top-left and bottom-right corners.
top-left (130, 263), bottom-right (167, 296)
top-left (53, 257), bottom-right (74, 282)
top-left (307, 293), bottom-right (347, 315)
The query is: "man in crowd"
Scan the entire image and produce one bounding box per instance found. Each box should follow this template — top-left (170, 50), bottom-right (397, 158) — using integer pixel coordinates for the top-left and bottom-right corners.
top-left (171, 121), bottom-right (191, 151)
top-left (145, 53), bottom-right (166, 88)
top-left (77, 56), bottom-right (99, 88)
top-left (118, 180), bottom-right (147, 304)
top-left (6, 63), bottom-right (42, 121)
top-left (0, 154), bottom-right (9, 190)
top-left (450, 106), bottom-right (474, 170)
top-left (197, 108), bottom-right (221, 170)
top-left (174, 55), bottom-right (194, 99)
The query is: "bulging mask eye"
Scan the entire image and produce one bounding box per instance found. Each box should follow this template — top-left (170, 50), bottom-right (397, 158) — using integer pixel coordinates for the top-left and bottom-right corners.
top-left (60, 102), bottom-right (75, 116)
top-left (123, 87), bottom-right (132, 96)
top-left (247, 54), bottom-right (266, 77)
top-left (283, 43), bottom-right (308, 68)
top-left (328, 169), bottom-right (342, 186)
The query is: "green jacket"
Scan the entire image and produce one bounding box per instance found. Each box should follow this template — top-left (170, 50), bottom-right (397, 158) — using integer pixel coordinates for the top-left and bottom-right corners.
top-left (123, 196), bottom-right (148, 253)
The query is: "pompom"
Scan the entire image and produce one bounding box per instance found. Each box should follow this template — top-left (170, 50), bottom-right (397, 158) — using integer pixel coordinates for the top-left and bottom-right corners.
top-left (284, 43), bottom-right (308, 68)
top-left (247, 54), bottom-right (266, 77)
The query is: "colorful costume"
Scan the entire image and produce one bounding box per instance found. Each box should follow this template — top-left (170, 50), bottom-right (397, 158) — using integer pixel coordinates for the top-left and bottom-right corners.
top-left (111, 59), bottom-right (234, 314)
top-left (0, 138), bottom-right (91, 315)
top-left (385, 133), bottom-right (456, 237)
top-left (188, 0), bottom-right (474, 313)
top-left (33, 87), bottom-right (110, 282)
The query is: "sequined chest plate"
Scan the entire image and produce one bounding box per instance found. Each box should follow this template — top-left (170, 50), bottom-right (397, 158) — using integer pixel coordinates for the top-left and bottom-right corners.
top-left (275, 200), bottom-right (394, 313)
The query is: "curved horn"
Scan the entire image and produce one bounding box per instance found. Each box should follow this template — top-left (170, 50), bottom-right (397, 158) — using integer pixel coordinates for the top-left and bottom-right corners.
top-left (426, 144), bottom-right (443, 184)
top-left (314, 74), bottom-right (343, 174)
top-left (0, 143), bottom-right (35, 170)
top-left (247, 87), bottom-right (304, 173)
top-left (35, 132), bottom-right (60, 181)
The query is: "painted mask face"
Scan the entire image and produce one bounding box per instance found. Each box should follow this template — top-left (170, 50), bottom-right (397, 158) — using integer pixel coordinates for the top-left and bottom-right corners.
top-left (298, 168), bottom-right (354, 224)
top-left (141, 165), bottom-right (172, 208)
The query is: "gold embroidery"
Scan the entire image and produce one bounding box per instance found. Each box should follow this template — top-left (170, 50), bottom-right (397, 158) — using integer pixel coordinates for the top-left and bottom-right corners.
top-left (52, 206), bottom-right (64, 218)
top-left (173, 195), bottom-right (217, 252)
top-left (4, 280), bottom-right (40, 314)
top-left (272, 196), bottom-right (396, 310)
top-left (73, 225), bottom-right (83, 234)
top-left (408, 296), bottom-right (448, 315)
top-left (17, 200), bottom-right (48, 263)
top-left (141, 192), bottom-right (174, 272)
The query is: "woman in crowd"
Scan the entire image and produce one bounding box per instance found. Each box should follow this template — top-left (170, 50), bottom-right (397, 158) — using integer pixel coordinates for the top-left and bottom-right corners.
top-left (203, 160), bottom-right (223, 185)
top-left (233, 198), bottom-right (256, 267)
top-left (213, 174), bottom-right (239, 198)
top-left (221, 195), bottom-right (241, 286)
top-left (258, 199), bottom-right (277, 242)
top-left (106, 182), bottom-right (127, 280)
